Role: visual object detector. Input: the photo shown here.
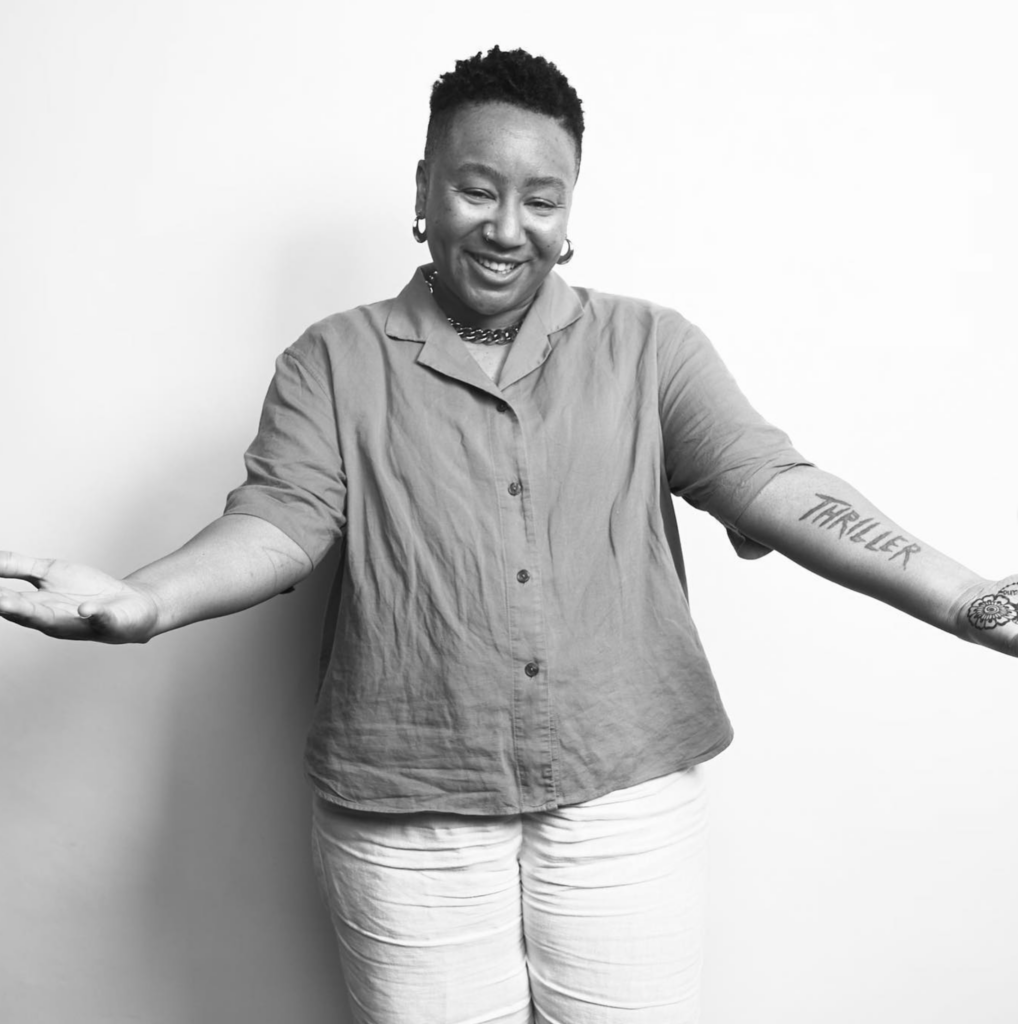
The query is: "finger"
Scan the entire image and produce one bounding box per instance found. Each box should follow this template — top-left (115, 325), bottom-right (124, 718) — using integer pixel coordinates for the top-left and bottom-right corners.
top-left (0, 593), bottom-right (86, 637)
top-left (0, 587), bottom-right (34, 618)
top-left (0, 551), bottom-right (53, 585)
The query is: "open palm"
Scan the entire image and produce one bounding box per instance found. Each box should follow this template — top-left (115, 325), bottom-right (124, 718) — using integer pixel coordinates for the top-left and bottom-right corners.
top-left (0, 552), bottom-right (158, 643)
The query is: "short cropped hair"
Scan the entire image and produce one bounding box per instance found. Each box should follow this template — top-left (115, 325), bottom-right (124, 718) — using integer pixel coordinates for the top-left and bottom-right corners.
top-left (425, 46), bottom-right (585, 168)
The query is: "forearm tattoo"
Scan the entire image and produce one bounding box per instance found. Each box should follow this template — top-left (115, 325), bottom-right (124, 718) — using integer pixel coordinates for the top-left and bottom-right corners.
top-left (967, 585), bottom-right (1018, 630)
top-left (799, 493), bottom-right (922, 569)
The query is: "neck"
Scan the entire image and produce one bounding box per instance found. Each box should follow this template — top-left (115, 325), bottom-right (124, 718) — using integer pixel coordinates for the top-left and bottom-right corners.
top-left (427, 271), bottom-right (530, 331)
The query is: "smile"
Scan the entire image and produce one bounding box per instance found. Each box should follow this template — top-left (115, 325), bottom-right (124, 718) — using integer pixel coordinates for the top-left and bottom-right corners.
top-left (468, 253), bottom-right (522, 276)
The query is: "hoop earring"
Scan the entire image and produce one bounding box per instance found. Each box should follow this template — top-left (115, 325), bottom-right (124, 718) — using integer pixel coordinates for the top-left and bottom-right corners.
top-left (556, 238), bottom-right (574, 265)
top-left (412, 215), bottom-right (427, 243)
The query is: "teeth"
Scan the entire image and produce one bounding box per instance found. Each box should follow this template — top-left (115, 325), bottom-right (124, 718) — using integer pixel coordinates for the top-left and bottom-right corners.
top-left (474, 255), bottom-right (517, 274)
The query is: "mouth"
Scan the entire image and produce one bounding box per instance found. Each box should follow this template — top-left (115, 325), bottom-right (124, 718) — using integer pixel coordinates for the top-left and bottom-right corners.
top-left (467, 252), bottom-right (524, 277)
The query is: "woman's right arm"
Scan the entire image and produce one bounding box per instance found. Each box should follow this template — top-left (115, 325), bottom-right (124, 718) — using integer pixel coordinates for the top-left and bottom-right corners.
top-left (0, 513), bottom-right (312, 644)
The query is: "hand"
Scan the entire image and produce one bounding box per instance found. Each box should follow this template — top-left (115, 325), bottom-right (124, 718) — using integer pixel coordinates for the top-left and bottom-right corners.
top-left (0, 552), bottom-right (160, 644)
top-left (953, 575), bottom-right (1018, 658)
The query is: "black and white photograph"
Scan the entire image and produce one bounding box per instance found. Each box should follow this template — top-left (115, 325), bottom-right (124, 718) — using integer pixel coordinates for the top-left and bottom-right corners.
top-left (2, 2), bottom-right (1017, 1022)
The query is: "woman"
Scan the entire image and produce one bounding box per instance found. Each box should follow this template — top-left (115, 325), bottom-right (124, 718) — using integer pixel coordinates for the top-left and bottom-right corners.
top-left (1, 46), bottom-right (1015, 1023)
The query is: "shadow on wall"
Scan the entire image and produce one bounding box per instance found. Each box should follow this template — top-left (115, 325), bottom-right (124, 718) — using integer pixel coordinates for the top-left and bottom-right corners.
top-left (138, 541), bottom-right (353, 1023)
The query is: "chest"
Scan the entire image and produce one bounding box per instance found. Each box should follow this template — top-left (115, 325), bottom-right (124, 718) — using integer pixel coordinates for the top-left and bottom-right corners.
top-left (462, 340), bottom-right (512, 384)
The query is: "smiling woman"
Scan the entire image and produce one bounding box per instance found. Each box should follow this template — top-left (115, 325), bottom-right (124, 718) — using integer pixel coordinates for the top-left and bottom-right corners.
top-left (1, 42), bottom-right (1016, 1024)
top-left (415, 101), bottom-right (576, 330)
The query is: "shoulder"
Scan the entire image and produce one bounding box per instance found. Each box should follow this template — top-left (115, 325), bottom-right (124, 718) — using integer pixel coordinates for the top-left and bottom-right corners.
top-left (294, 295), bottom-right (395, 353)
top-left (280, 295), bottom-right (398, 383)
top-left (568, 285), bottom-right (703, 348)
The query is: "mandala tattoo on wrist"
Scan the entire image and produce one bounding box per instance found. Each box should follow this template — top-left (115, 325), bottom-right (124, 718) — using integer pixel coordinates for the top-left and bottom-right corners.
top-left (967, 584), bottom-right (1018, 630)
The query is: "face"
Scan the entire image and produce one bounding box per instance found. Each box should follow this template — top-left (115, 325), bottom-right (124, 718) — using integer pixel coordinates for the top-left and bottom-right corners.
top-left (416, 102), bottom-right (577, 329)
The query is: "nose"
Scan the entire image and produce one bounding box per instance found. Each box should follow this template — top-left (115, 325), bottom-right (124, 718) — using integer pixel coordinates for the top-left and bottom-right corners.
top-left (486, 200), bottom-right (526, 249)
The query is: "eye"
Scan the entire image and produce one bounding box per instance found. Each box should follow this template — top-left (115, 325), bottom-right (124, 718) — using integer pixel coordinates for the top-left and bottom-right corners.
top-left (527, 198), bottom-right (560, 211)
top-left (460, 188), bottom-right (492, 201)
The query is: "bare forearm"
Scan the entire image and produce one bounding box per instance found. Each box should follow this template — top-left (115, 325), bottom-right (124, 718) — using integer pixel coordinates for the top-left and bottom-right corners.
top-left (125, 514), bottom-right (313, 637)
top-left (735, 467), bottom-right (987, 636)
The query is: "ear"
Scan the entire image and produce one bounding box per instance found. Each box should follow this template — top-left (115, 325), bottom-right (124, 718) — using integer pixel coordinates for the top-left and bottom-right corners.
top-left (415, 160), bottom-right (428, 215)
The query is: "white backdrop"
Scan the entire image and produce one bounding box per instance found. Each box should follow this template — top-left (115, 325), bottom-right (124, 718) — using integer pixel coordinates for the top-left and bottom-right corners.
top-left (2, 2), bottom-right (1017, 1022)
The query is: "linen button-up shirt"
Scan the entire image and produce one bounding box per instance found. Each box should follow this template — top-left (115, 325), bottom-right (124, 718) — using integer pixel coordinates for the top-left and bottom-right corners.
top-left (224, 266), bottom-right (810, 814)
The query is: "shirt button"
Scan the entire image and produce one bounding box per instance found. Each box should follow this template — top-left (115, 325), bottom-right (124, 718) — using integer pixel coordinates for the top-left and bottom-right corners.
top-left (516, 569), bottom-right (530, 584)
top-left (496, 400), bottom-right (508, 413)
top-left (508, 481), bottom-right (522, 496)
top-left (525, 662), bottom-right (539, 677)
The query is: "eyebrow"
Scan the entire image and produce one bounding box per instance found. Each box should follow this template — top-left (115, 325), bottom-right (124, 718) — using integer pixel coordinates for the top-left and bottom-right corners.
top-left (456, 162), bottom-right (568, 191)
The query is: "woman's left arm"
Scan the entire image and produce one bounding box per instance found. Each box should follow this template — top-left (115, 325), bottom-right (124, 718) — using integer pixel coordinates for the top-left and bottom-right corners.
top-left (735, 466), bottom-right (1018, 657)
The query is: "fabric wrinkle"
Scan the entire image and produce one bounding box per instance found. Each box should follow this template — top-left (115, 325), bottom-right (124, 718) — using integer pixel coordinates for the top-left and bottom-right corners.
top-left (226, 266), bottom-right (810, 814)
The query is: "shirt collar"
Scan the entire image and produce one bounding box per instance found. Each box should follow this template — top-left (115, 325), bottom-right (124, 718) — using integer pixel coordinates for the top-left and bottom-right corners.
top-left (384, 264), bottom-right (585, 345)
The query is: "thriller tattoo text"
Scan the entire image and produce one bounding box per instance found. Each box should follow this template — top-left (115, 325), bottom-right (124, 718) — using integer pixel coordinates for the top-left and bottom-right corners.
top-left (799, 493), bottom-right (922, 569)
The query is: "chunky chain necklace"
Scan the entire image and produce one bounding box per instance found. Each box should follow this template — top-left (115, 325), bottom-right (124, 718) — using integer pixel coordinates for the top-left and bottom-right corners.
top-left (422, 268), bottom-right (523, 346)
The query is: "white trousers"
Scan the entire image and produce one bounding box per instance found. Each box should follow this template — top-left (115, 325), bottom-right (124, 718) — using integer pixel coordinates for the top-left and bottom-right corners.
top-left (310, 769), bottom-right (708, 1024)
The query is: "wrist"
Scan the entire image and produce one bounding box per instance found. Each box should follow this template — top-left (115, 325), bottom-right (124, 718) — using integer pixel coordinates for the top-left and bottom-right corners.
top-left (949, 576), bottom-right (1018, 649)
top-left (122, 574), bottom-right (173, 641)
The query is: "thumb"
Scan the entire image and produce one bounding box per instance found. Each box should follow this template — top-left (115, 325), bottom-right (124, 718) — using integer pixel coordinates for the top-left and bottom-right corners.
top-left (78, 596), bottom-right (155, 644)
top-left (78, 601), bottom-right (120, 635)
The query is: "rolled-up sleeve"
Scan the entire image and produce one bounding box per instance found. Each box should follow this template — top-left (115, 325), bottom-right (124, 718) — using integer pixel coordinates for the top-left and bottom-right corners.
top-left (657, 313), bottom-right (811, 557)
top-left (224, 339), bottom-right (346, 567)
